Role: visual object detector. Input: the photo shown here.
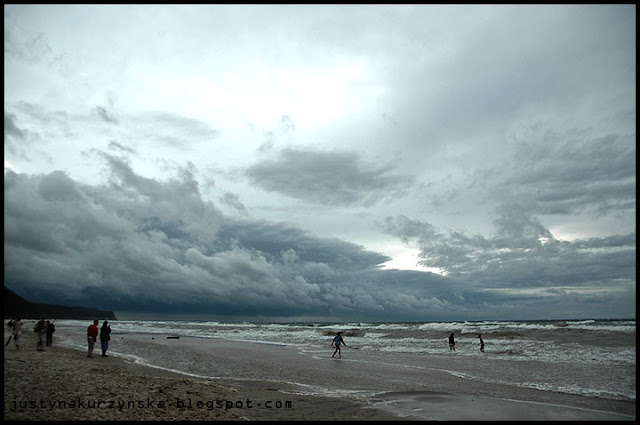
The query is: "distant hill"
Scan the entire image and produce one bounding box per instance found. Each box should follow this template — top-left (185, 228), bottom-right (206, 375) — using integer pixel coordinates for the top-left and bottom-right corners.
top-left (4, 287), bottom-right (117, 320)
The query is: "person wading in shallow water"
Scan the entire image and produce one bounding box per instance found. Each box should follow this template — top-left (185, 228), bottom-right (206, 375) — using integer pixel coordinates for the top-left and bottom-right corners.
top-left (448, 332), bottom-right (456, 351)
top-left (331, 332), bottom-right (347, 358)
top-left (478, 334), bottom-right (485, 352)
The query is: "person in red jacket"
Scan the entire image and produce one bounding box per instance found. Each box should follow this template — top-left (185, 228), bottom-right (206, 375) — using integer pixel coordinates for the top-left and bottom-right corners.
top-left (87, 320), bottom-right (99, 358)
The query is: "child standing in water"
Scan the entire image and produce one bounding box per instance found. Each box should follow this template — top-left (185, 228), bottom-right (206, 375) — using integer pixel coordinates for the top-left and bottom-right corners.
top-left (331, 332), bottom-right (347, 358)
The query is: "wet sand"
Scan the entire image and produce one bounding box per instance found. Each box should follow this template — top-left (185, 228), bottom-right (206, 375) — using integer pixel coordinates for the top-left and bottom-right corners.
top-left (369, 391), bottom-right (636, 421)
top-left (4, 328), bottom-right (635, 421)
top-left (3, 330), bottom-right (399, 421)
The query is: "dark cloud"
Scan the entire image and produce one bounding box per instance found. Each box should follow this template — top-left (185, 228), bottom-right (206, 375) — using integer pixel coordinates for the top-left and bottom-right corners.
top-left (216, 218), bottom-right (390, 273)
top-left (246, 148), bottom-right (413, 206)
top-left (495, 133), bottom-right (636, 216)
top-left (381, 213), bottom-right (636, 297)
top-left (418, 130), bottom-right (635, 224)
top-left (6, 153), bottom-right (634, 320)
top-left (2, 159), bottom-right (482, 321)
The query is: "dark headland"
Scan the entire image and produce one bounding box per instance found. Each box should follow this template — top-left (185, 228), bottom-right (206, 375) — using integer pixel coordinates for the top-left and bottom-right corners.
top-left (3, 287), bottom-right (117, 320)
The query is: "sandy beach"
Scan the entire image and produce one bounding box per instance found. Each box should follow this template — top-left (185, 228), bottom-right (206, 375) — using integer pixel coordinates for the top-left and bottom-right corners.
top-left (3, 330), bottom-right (399, 421)
top-left (4, 327), bottom-right (635, 421)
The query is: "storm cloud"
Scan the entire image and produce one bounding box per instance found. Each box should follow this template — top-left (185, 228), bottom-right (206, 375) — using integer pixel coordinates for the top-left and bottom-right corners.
top-left (246, 148), bottom-right (412, 207)
top-left (4, 4), bottom-right (635, 320)
top-left (4, 160), bottom-right (459, 320)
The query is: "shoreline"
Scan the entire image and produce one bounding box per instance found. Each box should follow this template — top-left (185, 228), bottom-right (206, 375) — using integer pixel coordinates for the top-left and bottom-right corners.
top-left (4, 329), bottom-right (635, 421)
top-left (4, 331), bottom-right (401, 421)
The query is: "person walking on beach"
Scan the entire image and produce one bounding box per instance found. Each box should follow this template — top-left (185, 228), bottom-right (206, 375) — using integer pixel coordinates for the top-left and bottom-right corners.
top-left (87, 320), bottom-right (99, 358)
top-left (478, 334), bottom-right (484, 352)
top-left (100, 320), bottom-right (111, 357)
top-left (448, 332), bottom-right (456, 351)
top-left (331, 332), bottom-right (347, 358)
top-left (7, 318), bottom-right (22, 350)
top-left (34, 318), bottom-right (47, 351)
top-left (46, 320), bottom-right (56, 346)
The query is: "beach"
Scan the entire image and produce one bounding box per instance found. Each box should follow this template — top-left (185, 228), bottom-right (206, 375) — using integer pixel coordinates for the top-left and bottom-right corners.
top-left (4, 326), bottom-right (635, 421)
top-left (4, 330), bottom-right (399, 421)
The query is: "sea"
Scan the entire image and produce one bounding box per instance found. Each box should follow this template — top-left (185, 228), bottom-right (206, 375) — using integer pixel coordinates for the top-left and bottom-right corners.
top-left (51, 318), bottom-right (635, 407)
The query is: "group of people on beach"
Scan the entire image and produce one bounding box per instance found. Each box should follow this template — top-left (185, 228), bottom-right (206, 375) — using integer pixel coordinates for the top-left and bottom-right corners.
top-left (448, 332), bottom-right (485, 352)
top-left (6, 318), bottom-right (56, 351)
top-left (5, 317), bottom-right (111, 357)
top-left (87, 319), bottom-right (111, 358)
top-left (7, 320), bottom-right (484, 359)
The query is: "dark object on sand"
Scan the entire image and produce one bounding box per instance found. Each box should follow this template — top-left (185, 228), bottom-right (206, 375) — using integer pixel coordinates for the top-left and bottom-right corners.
top-left (167, 336), bottom-right (180, 339)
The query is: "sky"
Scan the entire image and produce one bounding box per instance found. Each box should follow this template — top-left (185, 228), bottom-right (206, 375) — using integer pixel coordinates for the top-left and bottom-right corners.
top-left (4, 4), bottom-right (636, 321)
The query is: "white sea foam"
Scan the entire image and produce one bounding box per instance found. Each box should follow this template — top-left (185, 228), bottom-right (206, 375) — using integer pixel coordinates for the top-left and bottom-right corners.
top-left (51, 319), bottom-right (635, 402)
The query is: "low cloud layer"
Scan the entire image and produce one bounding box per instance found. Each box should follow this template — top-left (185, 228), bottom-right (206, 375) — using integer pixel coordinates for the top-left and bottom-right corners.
top-left (5, 154), bottom-right (635, 320)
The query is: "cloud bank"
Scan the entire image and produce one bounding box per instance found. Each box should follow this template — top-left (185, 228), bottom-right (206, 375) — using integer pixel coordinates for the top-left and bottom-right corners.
top-left (5, 152), bottom-right (634, 321)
